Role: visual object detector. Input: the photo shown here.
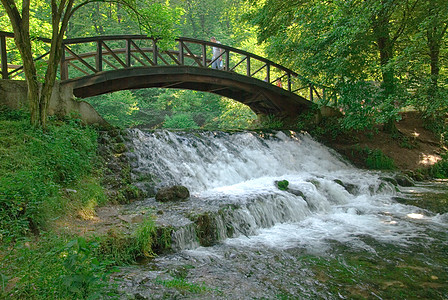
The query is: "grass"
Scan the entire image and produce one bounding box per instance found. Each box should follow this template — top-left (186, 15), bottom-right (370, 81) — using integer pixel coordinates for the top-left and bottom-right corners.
top-left (0, 107), bottom-right (162, 298)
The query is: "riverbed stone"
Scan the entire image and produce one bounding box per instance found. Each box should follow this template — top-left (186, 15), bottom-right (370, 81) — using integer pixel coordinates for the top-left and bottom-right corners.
top-left (394, 174), bottom-right (415, 187)
top-left (155, 185), bottom-right (190, 202)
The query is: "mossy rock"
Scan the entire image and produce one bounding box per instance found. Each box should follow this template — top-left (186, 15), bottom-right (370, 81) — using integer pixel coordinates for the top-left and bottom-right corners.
top-left (155, 185), bottom-right (190, 202)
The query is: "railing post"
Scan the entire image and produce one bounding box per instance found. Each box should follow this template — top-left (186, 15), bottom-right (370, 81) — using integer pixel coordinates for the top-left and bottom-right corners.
top-left (266, 64), bottom-right (270, 83)
top-left (96, 40), bottom-right (102, 72)
top-left (287, 73), bottom-right (291, 91)
top-left (153, 39), bottom-right (158, 65)
top-left (60, 43), bottom-right (68, 80)
top-left (202, 43), bottom-right (206, 67)
top-left (1, 35), bottom-right (8, 79)
top-left (126, 38), bottom-right (131, 67)
top-left (246, 56), bottom-right (250, 77)
top-left (179, 40), bottom-right (184, 65)
top-left (309, 83), bottom-right (314, 102)
top-left (323, 87), bottom-right (326, 103)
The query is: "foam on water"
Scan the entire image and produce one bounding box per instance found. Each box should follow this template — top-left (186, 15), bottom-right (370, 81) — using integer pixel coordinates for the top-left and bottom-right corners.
top-left (128, 129), bottom-right (447, 251)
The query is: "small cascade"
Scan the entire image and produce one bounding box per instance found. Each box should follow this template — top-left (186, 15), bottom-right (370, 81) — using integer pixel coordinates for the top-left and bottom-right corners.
top-left (124, 129), bottom-right (411, 251)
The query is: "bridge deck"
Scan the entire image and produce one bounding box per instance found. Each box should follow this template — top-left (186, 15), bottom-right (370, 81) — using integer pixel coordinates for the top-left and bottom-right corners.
top-left (0, 32), bottom-right (335, 116)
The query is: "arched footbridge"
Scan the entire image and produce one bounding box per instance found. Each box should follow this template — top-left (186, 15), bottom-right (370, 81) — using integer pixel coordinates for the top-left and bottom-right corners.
top-left (0, 32), bottom-right (335, 117)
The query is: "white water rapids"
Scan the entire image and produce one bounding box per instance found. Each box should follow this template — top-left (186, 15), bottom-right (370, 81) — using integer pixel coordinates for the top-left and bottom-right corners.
top-left (127, 129), bottom-right (447, 253)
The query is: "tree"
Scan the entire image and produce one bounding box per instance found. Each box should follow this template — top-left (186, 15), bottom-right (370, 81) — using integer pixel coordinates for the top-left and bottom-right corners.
top-left (247, 0), bottom-right (422, 130)
top-left (0, 0), bottom-right (178, 128)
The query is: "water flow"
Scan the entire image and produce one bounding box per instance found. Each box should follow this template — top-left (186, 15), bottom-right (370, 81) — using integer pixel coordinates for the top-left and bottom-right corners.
top-left (127, 129), bottom-right (447, 251)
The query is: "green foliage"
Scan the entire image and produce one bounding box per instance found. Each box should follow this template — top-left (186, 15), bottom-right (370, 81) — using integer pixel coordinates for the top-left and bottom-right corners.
top-left (276, 180), bottom-right (289, 191)
top-left (0, 111), bottom-right (100, 240)
top-left (156, 277), bottom-right (210, 294)
top-left (134, 216), bottom-right (158, 258)
top-left (428, 153), bottom-right (448, 179)
top-left (364, 148), bottom-right (396, 170)
top-left (58, 238), bottom-right (116, 299)
top-left (87, 90), bottom-right (140, 128)
top-left (247, 0), bottom-right (448, 128)
top-left (0, 236), bottom-right (117, 299)
top-left (163, 113), bottom-right (199, 129)
top-left (260, 115), bottom-right (284, 130)
top-left (216, 98), bottom-right (256, 129)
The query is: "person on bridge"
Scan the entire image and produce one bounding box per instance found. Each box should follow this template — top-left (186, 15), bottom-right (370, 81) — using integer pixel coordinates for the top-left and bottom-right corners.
top-left (276, 78), bottom-right (283, 88)
top-left (210, 37), bottom-right (223, 70)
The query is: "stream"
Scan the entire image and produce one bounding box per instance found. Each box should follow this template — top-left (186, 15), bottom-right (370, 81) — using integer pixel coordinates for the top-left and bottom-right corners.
top-left (116, 130), bottom-right (448, 299)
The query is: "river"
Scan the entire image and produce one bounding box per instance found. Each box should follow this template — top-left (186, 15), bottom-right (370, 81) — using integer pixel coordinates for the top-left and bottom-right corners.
top-left (116, 129), bottom-right (448, 299)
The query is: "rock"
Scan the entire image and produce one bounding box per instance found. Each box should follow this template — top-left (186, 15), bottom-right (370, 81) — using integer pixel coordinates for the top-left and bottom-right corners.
top-left (334, 179), bottom-right (358, 195)
top-left (394, 174), bottom-right (415, 187)
top-left (288, 188), bottom-right (305, 198)
top-left (379, 176), bottom-right (398, 186)
top-left (155, 185), bottom-right (190, 202)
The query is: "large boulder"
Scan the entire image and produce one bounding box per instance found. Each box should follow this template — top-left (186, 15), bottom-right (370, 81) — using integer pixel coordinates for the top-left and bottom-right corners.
top-left (155, 186), bottom-right (190, 202)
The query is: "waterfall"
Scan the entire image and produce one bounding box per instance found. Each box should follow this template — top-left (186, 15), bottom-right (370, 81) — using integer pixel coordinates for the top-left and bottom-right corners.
top-left (126, 129), bottom-right (442, 251)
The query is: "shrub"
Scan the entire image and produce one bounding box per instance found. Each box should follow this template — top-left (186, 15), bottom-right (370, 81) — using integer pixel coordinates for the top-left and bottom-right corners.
top-left (365, 148), bottom-right (395, 170)
top-left (163, 113), bottom-right (199, 129)
top-left (0, 113), bottom-right (100, 239)
top-left (428, 153), bottom-right (448, 179)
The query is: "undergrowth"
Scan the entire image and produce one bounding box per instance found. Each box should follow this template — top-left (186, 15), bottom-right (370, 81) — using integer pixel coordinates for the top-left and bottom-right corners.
top-left (0, 107), bottom-right (159, 298)
top-left (0, 108), bottom-right (100, 240)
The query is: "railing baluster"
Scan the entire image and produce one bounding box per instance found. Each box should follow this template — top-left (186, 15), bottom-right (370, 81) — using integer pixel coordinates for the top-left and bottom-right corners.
top-left (225, 50), bottom-right (229, 71)
top-left (202, 43), bottom-right (206, 67)
top-left (60, 44), bottom-right (68, 80)
top-left (126, 39), bottom-right (131, 67)
top-left (1, 35), bottom-right (8, 79)
top-left (179, 40), bottom-right (184, 65)
top-left (309, 83), bottom-right (314, 102)
top-left (96, 40), bottom-right (102, 72)
top-left (153, 39), bottom-right (158, 65)
top-left (246, 56), bottom-right (250, 77)
top-left (287, 73), bottom-right (291, 92)
top-left (266, 64), bottom-right (270, 83)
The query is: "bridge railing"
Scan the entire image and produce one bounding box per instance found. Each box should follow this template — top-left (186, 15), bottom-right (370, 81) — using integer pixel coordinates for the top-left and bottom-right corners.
top-left (0, 32), bottom-right (336, 105)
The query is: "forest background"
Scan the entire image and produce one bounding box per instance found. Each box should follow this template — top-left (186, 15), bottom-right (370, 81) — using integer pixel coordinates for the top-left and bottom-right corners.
top-left (1, 0), bottom-right (446, 133)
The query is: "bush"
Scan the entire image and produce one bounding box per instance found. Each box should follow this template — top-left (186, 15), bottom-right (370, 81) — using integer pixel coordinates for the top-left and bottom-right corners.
top-left (163, 113), bottom-right (199, 129)
top-left (428, 153), bottom-right (448, 179)
top-left (0, 236), bottom-right (117, 299)
top-left (0, 113), bottom-right (100, 239)
top-left (364, 148), bottom-right (395, 170)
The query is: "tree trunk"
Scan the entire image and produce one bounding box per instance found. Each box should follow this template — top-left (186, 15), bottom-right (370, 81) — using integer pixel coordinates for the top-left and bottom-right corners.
top-left (372, 6), bottom-right (398, 133)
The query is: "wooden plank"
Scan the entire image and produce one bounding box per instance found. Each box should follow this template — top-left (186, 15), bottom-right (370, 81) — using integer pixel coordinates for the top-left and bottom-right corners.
top-left (153, 40), bottom-right (158, 65)
top-left (130, 40), bottom-right (156, 66)
top-left (229, 56), bottom-right (246, 72)
top-left (181, 41), bottom-right (203, 67)
top-left (126, 39), bottom-right (132, 67)
top-left (64, 46), bottom-right (97, 73)
top-left (60, 44), bottom-right (68, 80)
top-left (1, 35), bottom-right (8, 79)
top-left (103, 58), bottom-right (119, 69)
top-left (201, 44), bottom-right (206, 67)
top-left (251, 64), bottom-right (266, 77)
top-left (96, 41), bottom-right (103, 72)
top-left (164, 50), bottom-right (181, 65)
top-left (102, 42), bottom-right (127, 68)
top-left (179, 40), bottom-right (184, 65)
top-left (162, 81), bottom-right (184, 88)
top-left (68, 61), bottom-right (90, 75)
top-left (130, 53), bottom-right (148, 66)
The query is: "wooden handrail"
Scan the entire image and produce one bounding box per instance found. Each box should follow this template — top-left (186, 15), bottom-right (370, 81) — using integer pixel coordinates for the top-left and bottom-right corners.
top-left (0, 31), bottom-right (336, 104)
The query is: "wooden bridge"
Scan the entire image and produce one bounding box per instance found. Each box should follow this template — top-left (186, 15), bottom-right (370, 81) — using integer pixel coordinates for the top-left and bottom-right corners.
top-left (0, 32), bottom-right (335, 116)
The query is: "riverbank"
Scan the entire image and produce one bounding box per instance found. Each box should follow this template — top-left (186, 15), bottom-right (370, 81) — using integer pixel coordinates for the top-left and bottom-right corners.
top-left (320, 111), bottom-right (446, 176)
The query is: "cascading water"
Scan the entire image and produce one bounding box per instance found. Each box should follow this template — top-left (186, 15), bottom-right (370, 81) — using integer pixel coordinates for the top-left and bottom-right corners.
top-left (118, 129), bottom-right (448, 299)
